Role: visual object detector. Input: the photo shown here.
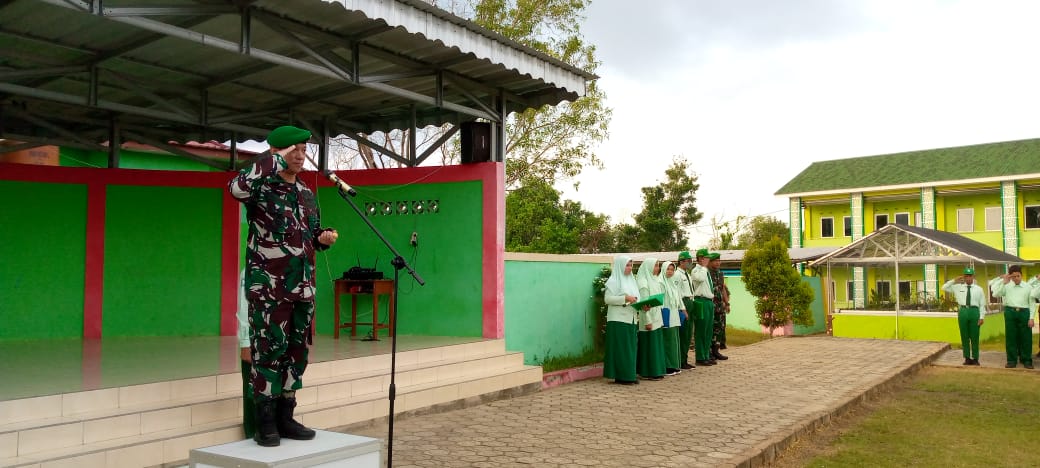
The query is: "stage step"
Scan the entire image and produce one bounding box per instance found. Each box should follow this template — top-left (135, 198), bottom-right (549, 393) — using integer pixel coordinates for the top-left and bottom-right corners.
top-left (0, 339), bottom-right (541, 467)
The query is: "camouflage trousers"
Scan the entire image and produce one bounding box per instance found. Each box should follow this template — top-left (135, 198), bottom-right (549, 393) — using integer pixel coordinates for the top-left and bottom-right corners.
top-left (249, 299), bottom-right (313, 403)
top-left (712, 304), bottom-right (727, 348)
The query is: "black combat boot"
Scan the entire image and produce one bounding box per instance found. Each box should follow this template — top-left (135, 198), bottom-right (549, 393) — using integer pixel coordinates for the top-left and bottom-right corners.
top-left (711, 345), bottom-right (729, 361)
top-left (277, 392), bottom-right (316, 440)
top-left (253, 399), bottom-right (280, 447)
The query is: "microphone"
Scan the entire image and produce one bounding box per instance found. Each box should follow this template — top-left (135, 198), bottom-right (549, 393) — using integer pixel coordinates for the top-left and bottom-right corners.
top-left (325, 170), bottom-right (358, 197)
top-left (301, 152), bottom-right (357, 197)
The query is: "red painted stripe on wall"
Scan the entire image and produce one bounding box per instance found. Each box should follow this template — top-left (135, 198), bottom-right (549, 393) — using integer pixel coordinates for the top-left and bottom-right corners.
top-left (83, 183), bottom-right (106, 338)
top-left (482, 163), bottom-right (506, 339)
top-left (220, 194), bottom-right (241, 336)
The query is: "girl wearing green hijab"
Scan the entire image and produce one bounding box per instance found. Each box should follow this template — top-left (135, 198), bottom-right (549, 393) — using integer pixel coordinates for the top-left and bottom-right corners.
top-left (635, 258), bottom-right (667, 380)
top-left (603, 255), bottom-right (640, 384)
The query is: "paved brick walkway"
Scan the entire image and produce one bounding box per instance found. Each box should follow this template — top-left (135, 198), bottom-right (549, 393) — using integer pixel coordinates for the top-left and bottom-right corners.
top-left (934, 348), bottom-right (1040, 370)
top-left (350, 336), bottom-right (947, 468)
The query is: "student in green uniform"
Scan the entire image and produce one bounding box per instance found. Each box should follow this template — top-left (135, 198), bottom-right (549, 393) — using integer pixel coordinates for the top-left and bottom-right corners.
top-left (635, 258), bottom-right (666, 381)
top-left (659, 261), bottom-right (685, 375)
top-left (603, 255), bottom-right (641, 384)
top-left (674, 251), bottom-right (696, 370)
top-left (990, 265), bottom-right (1040, 368)
top-left (689, 248), bottom-right (716, 366)
top-left (941, 267), bottom-right (985, 366)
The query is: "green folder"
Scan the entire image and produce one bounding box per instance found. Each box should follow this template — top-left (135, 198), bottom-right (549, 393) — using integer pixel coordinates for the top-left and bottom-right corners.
top-left (630, 293), bottom-right (664, 310)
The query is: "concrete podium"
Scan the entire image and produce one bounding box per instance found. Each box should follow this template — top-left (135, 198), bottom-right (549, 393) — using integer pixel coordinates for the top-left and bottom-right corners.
top-left (189, 430), bottom-right (382, 468)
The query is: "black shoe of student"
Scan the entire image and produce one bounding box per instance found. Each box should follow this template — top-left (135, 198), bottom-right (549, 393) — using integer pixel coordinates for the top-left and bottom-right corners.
top-left (963, 358), bottom-right (972, 366)
top-left (719, 344), bottom-right (727, 350)
top-left (970, 359), bottom-right (981, 366)
top-left (681, 363), bottom-right (695, 370)
top-left (713, 352), bottom-right (729, 361)
top-left (615, 379), bottom-right (638, 385)
top-left (1005, 363), bottom-right (1017, 368)
top-left (1025, 363), bottom-right (1035, 369)
top-left (648, 376), bottom-right (664, 381)
top-left (707, 359), bottom-right (717, 365)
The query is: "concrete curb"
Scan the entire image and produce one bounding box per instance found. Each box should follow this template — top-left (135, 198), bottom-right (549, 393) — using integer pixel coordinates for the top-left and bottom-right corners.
top-left (728, 341), bottom-right (951, 468)
top-left (541, 363), bottom-right (604, 390)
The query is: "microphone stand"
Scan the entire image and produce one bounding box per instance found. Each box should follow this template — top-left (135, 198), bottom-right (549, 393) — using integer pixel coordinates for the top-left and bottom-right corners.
top-left (306, 156), bottom-right (424, 468)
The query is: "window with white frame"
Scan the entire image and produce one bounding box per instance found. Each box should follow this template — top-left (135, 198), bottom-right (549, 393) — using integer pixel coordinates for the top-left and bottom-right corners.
top-left (875, 281), bottom-right (891, 301)
top-left (846, 281), bottom-right (855, 302)
top-left (898, 281), bottom-right (912, 301)
top-left (1025, 205), bottom-right (1040, 229)
top-left (843, 216), bottom-right (852, 237)
top-left (914, 211), bottom-right (922, 227)
top-left (875, 214), bottom-right (888, 231)
top-left (894, 212), bottom-right (910, 225)
top-left (820, 217), bottom-right (834, 238)
top-left (956, 208), bottom-right (974, 232)
top-left (984, 206), bottom-right (1002, 231)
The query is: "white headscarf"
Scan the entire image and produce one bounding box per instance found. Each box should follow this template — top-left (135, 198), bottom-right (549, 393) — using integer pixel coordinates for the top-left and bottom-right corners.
top-left (636, 257), bottom-right (663, 292)
top-left (659, 261), bottom-right (679, 300)
top-left (605, 255), bottom-right (639, 298)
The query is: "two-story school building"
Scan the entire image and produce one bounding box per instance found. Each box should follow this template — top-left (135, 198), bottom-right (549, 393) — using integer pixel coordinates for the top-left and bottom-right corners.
top-left (776, 138), bottom-right (1040, 311)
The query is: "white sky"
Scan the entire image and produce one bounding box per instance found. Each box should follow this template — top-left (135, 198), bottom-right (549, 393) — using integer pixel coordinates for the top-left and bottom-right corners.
top-left (560, 0), bottom-right (1040, 248)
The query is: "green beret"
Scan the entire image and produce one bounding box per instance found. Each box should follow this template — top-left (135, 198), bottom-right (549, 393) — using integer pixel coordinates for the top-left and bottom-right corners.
top-left (267, 125), bottom-right (311, 148)
top-left (708, 252), bottom-right (721, 260)
top-left (695, 248), bottom-right (709, 258)
top-left (963, 267), bottom-right (974, 275)
top-left (678, 251), bottom-right (692, 261)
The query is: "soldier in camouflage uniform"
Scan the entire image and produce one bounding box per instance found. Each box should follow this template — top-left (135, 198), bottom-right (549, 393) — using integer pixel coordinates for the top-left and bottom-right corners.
top-left (229, 125), bottom-right (339, 447)
top-left (708, 253), bottom-right (730, 361)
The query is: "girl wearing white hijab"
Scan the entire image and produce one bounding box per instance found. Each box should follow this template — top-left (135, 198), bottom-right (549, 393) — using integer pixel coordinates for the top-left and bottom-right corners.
top-left (659, 261), bottom-right (685, 375)
top-left (603, 255), bottom-right (640, 384)
top-left (635, 258), bottom-right (666, 380)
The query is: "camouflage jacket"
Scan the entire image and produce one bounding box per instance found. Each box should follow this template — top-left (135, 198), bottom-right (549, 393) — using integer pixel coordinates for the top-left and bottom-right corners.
top-left (229, 154), bottom-right (329, 303)
top-left (709, 268), bottom-right (728, 311)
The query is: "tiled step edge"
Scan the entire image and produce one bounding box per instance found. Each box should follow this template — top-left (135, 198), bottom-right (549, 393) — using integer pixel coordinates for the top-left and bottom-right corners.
top-left (0, 366), bottom-right (542, 468)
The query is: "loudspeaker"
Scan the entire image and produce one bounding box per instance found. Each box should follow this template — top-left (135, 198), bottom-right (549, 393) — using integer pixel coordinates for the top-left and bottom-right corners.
top-left (460, 122), bottom-right (491, 164)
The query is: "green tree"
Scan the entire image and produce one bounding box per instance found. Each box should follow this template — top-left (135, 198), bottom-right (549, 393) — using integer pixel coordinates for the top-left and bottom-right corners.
top-left (505, 178), bottom-right (576, 253)
top-left (631, 157), bottom-right (703, 251)
top-left (463, 0), bottom-right (611, 188)
top-left (736, 215), bottom-right (790, 249)
top-left (709, 214), bottom-right (746, 250)
top-left (505, 178), bottom-right (615, 254)
top-left (741, 238), bottom-right (814, 335)
top-left (611, 223), bottom-right (641, 253)
top-left (561, 200), bottom-right (614, 253)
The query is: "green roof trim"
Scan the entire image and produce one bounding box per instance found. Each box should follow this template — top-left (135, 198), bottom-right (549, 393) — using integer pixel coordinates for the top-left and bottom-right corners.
top-left (776, 138), bottom-right (1040, 195)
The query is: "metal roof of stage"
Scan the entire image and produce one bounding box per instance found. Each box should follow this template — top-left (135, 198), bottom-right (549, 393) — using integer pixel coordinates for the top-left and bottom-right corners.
top-left (809, 224), bottom-right (1031, 267)
top-left (0, 0), bottom-right (594, 164)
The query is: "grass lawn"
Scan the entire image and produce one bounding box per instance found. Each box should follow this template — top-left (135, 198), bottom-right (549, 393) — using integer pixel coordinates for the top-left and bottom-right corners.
top-left (782, 367), bottom-right (1040, 467)
top-left (724, 326), bottom-right (771, 347)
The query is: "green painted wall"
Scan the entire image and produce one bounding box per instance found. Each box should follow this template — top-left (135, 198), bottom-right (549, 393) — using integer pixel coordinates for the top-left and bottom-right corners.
top-left (61, 147), bottom-right (223, 172)
top-left (504, 260), bottom-right (605, 365)
top-left (1020, 189), bottom-right (1040, 260)
top-left (867, 198), bottom-right (921, 232)
top-left (311, 181), bottom-right (483, 337)
top-left (832, 311), bottom-right (1006, 343)
top-left (794, 276), bottom-right (827, 335)
top-left (0, 181), bottom-right (87, 339)
top-left (804, 203), bottom-right (851, 245)
top-left (103, 186), bottom-right (223, 336)
top-left (726, 276), bottom-right (825, 335)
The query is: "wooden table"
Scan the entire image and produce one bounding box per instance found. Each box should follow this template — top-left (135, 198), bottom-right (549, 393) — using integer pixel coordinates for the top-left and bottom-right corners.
top-left (333, 279), bottom-right (395, 339)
